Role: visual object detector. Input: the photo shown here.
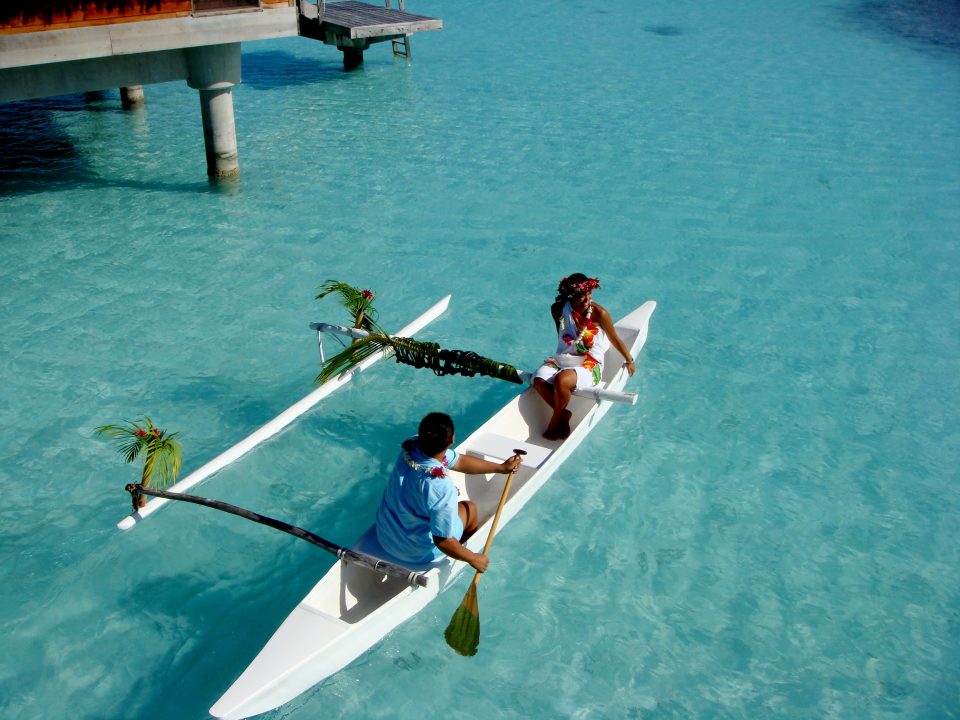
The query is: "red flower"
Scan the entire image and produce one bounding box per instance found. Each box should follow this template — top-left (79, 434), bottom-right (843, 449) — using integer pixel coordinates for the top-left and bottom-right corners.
top-left (136, 429), bottom-right (147, 437)
top-left (571, 278), bottom-right (600, 294)
top-left (152, 427), bottom-right (162, 436)
top-left (361, 289), bottom-right (374, 301)
top-left (429, 466), bottom-right (446, 478)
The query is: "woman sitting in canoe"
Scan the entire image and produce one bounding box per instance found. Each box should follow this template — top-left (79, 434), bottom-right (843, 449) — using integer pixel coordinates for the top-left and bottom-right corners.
top-left (533, 274), bottom-right (636, 440)
top-left (375, 412), bottom-right (521, 572)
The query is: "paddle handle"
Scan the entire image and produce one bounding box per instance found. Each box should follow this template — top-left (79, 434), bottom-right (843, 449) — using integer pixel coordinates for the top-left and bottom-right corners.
top-left (468, 459), bottom-right (520, 590)
top-left (480, 471), bottom-right (515, 556)
top-left (477, 449), bottom-right (526, 556)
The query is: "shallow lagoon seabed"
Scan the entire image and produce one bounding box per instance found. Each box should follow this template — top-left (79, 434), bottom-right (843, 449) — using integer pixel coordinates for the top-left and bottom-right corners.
top-left (1, 1), bottom-right (958, 718)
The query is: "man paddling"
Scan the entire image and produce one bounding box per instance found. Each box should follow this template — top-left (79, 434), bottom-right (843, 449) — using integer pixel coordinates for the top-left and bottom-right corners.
top-left (376, 412), bottom-right (521, 572)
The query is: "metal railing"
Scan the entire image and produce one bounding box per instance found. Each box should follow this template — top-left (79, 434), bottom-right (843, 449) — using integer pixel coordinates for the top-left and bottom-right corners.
top-left (297, 0), bottom-right (324, 22)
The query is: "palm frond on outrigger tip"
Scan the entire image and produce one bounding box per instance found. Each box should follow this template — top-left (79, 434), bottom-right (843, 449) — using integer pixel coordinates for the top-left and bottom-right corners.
top-left (94, 416), bottom-right (183, 507)
top-left (315, 280), bottom-right (379, 331)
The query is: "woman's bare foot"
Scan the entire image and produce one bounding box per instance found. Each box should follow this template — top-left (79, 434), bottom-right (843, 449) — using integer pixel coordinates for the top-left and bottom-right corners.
top-left (543, 410), bottom-right (572, 441)
top-left (543, 423), bottom-right (560, 440)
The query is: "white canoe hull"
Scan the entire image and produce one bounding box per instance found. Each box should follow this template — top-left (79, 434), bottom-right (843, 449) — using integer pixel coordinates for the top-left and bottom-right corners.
top-left (210, 300), bottom-right (656, 720)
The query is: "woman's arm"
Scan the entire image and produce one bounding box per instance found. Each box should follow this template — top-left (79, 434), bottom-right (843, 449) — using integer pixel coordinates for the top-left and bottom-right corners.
top-left (595, 304), bottom-right (636, 376)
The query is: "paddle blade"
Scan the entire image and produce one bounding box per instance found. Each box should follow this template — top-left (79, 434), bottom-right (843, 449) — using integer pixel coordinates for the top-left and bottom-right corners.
top-left (444, 585), bottom-right (480, 656)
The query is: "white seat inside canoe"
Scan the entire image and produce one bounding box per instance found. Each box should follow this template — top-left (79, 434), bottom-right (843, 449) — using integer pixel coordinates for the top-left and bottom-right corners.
top-left (463, 432), bottom-right (552, 469)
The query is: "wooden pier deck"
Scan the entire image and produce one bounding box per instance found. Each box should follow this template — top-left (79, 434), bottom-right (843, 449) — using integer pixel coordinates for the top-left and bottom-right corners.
top-left (299, 1), bottom-right (441, 48)
top-left (321, 1), bottom-right (441, 40)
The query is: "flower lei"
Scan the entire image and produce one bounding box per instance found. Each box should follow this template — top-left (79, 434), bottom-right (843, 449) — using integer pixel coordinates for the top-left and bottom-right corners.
top-left (401, 438), bottom-right (449, 478)
top-left (560, 303), bottom-right (597, 354)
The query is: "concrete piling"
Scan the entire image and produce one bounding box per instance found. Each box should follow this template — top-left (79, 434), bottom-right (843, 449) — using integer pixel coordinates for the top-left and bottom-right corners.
top-left (186, 44), bottom-right (242, 179)
top-left (198, 87), bottom-right (239, 178)
top-left (120, 85), bottom-right (145, 108)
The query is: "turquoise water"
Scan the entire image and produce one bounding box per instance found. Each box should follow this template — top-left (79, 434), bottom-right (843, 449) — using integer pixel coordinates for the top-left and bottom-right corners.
top-left (2, 0), bottom-right (958, 717)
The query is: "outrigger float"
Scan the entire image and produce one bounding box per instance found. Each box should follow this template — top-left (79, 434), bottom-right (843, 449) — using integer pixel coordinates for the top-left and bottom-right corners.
top-left (209, 300), bottom-right (656, 720)
top-left (116, 295), bottom-right (453, 531)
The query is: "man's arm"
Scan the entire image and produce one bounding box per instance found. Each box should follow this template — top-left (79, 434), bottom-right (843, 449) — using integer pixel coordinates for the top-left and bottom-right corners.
top-left (433, 535), bottom-right (488, 572)
top-left (436, 454), bottom-right (520, 571)
top-left (452, 453), bottom-right (520, 476)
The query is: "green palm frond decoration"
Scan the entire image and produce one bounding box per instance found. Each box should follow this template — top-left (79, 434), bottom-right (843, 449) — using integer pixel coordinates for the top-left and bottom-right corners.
top-left (95, 417), bottom-right (183, 507)
top-left (315, 280), bottom-right (379, 331)
top-left (316, 332), bottom-right (523, 386)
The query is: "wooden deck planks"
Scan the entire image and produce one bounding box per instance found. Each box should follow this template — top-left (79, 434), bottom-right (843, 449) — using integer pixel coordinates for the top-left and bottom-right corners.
top-left (320, 1), bottom-right (441, 39)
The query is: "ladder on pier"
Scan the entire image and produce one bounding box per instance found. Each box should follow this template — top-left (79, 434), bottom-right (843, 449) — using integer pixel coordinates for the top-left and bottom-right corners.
top-left (384, 0), bottom-right (410, 58)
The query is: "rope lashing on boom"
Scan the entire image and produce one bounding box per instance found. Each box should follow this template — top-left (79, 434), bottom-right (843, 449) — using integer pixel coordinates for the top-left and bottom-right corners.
top-left (126, 483), bottom-right (141, 512)
top-left (389, 337), bottom-right (523, 384)
top-left (315, 331), bottom-right (524, 386)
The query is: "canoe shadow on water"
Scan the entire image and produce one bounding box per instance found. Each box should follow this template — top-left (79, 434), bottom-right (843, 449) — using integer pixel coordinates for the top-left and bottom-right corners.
top-left (164, 375), bottom-right (294, 434)
top-left (112, 569), bottom-right (285, 720)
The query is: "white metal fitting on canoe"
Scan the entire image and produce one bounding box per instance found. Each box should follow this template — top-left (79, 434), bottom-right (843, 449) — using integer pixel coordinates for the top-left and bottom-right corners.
top-left (310, 322), bottom-right (374, 365)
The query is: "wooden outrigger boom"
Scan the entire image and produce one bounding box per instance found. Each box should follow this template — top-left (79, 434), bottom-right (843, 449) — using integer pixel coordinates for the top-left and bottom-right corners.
top-left (127, 484), bottom-right (430, 588)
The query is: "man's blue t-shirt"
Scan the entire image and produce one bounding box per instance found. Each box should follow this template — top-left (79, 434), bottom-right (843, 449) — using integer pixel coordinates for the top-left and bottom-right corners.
top-left (375, 438), bottom-right (461, 564)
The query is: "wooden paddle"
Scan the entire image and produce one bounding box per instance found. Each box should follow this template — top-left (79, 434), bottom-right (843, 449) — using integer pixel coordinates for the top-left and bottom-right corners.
top-left (444, 449), bottom-right (526, 656)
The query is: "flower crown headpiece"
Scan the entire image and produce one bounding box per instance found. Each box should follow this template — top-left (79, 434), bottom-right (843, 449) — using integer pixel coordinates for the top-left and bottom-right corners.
top-left (559, 276), bottom-right (600, 297)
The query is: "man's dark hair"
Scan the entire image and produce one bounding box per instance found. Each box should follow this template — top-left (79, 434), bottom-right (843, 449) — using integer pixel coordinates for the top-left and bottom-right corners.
top-left (418, 412), bottom-right (455, 456)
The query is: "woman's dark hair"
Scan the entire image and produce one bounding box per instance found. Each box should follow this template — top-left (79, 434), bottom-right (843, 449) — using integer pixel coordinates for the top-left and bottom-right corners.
top-left (556, 273), bottom-right (600, 302)
top-left (418, 412), bottom-right (455, 455)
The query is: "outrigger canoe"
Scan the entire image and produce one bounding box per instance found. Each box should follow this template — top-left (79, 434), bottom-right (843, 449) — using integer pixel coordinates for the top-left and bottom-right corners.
top-left (210, 300), bottom-right (656, 720)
